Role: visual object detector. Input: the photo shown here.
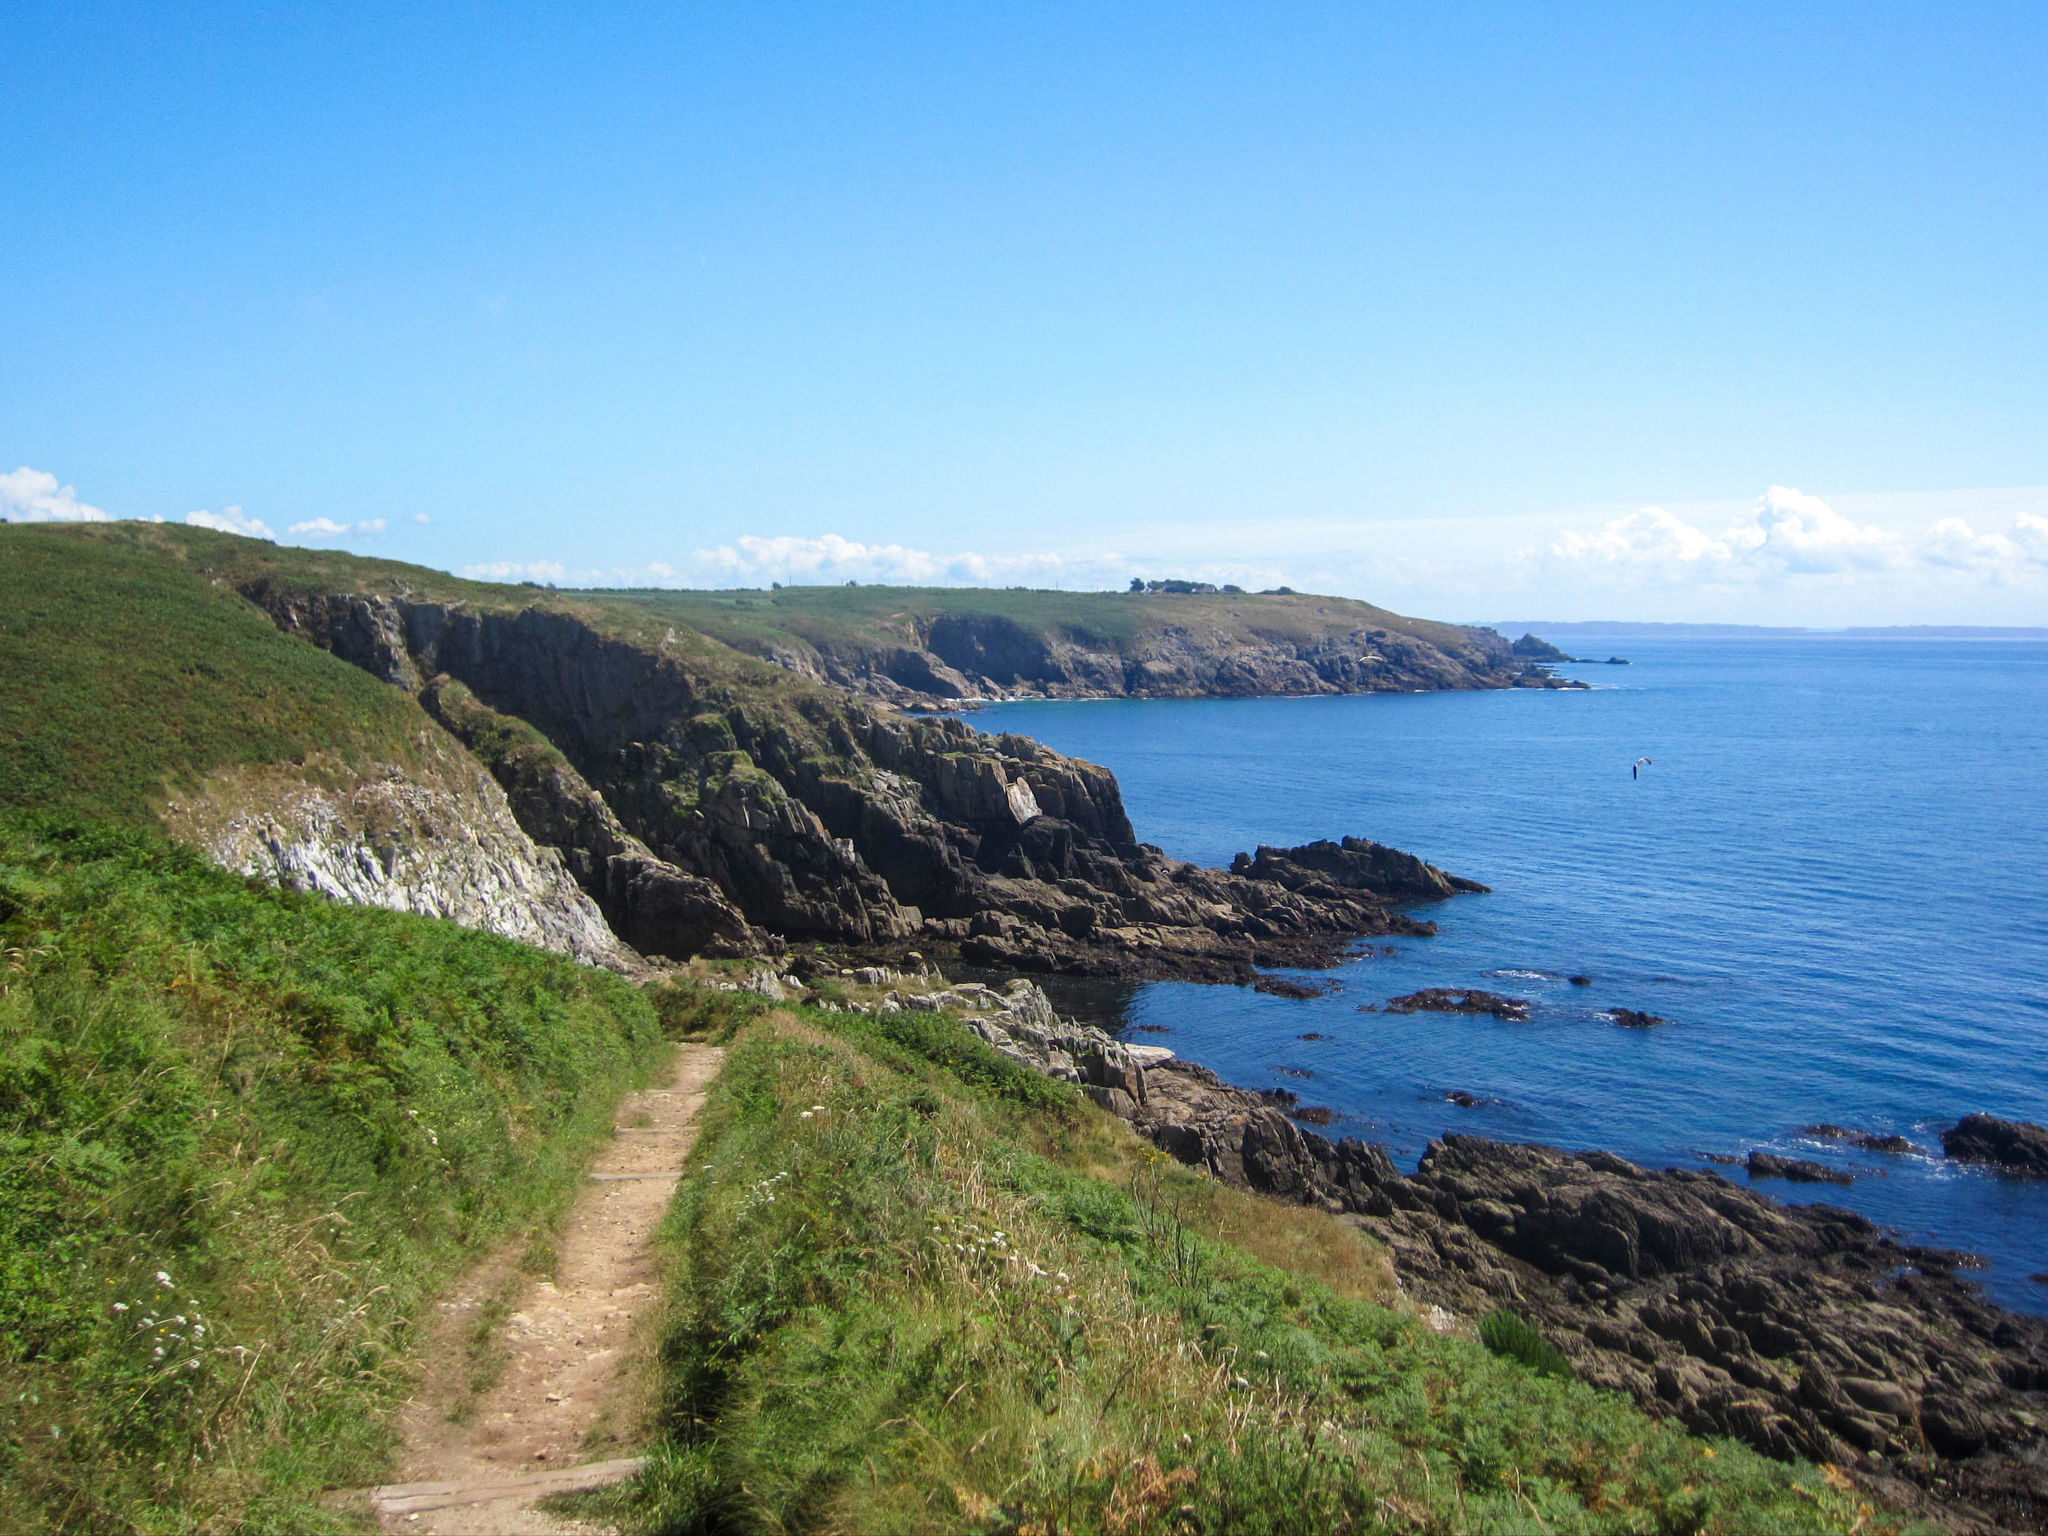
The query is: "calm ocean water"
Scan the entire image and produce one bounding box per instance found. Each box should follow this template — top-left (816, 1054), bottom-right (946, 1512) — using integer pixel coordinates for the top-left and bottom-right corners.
top-left (975, 638), bottom-right (2048, 1313)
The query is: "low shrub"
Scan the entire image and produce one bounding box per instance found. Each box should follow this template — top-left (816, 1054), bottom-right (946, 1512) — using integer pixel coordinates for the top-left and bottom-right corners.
top-left (1479, 1309), bottom-right (1576, 1381)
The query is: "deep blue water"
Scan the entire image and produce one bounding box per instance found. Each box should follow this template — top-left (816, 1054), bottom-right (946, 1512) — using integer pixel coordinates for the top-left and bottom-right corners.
top-left (975, 639), bottom-right (2048, 1313)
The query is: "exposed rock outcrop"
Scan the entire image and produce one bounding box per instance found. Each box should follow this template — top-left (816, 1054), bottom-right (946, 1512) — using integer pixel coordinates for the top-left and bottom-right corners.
top-left (1943, 1114), bottom-right (2048, 1177)
top-left (160, 748), bottom-right (638, 972)
top-left (418, 677), bottom-right (757, 960)
top-left (956, 985), bottom-right (2048, 1533)
top-left (234, 581), bottom-right (1477, 979)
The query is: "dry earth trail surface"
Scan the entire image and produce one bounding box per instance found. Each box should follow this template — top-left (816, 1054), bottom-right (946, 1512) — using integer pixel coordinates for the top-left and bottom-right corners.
top-left (363, 1043), bottom-right (723, 1535)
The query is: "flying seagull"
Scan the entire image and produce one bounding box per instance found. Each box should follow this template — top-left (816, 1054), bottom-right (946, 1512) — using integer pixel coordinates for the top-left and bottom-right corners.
top-left (1632, 757), bottom-right (1653, 780)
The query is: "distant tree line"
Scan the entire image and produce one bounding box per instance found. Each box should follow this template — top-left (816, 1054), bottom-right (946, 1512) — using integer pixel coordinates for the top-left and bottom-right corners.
top-left (1127, 578), bottom-right (1296, 595)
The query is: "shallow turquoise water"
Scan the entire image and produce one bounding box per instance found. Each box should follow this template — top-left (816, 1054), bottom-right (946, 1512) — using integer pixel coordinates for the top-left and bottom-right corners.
top-left (976, 638), bottom-right (2048, 1312)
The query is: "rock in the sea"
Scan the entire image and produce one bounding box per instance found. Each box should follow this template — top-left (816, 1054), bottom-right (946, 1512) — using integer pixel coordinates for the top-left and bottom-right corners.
top-left (1801, 1124), bottom-right (1916, 1155)
top-left (1745, 1151), bottom-right (1853, 1186)
top-left (1385, 988), bottom-right (1531, 1021)
top-left (1942, 1113), bottom-right (2048, 1176)
top-left (1605, 1008), bottom-right (1668, 1028)
top-left (967, 988), bottom-right (2048, 1531)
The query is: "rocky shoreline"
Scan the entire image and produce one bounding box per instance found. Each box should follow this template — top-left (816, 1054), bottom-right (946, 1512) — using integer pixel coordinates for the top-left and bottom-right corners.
top-left (865, 974), bottom-right (2048, 1536)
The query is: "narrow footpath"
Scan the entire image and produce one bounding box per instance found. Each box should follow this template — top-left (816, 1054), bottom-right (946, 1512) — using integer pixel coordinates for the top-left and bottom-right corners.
top-left (363, 1043), bottom-right (723, 1535)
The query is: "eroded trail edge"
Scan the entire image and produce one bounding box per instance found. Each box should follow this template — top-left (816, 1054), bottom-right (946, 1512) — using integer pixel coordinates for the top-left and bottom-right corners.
top-left (369, 1042), bottom-right (723, 1535)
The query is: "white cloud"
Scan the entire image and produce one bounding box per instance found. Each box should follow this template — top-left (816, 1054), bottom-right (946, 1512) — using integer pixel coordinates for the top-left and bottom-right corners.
top-left (462, 559), bottom-right (572, 584)
top-left (185, 506), bottom-right (275, 539)
top-left (286, 515), bottom-right (390, 539)
top-left (1540, 486), bottom-right (2048, 590)
top-left (412, 513), bottom-right (432, 525)
top-left (0, 466), bottom-right (112, 522)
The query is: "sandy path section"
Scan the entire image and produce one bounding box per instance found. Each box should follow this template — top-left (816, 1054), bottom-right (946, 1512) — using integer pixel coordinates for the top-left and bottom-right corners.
top-left (366, 1043), bottom-right (723, 1535)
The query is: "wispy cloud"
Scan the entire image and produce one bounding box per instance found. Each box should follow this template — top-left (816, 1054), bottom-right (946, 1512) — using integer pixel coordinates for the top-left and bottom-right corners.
top-left (1539, 486), bottom-right (2048, 588)
top-left (185, 506), bottom-right (276, 539)
top-left (288, 516), bottom-right (387, 538)
top-left (0, 466), bottom-right (112, 522)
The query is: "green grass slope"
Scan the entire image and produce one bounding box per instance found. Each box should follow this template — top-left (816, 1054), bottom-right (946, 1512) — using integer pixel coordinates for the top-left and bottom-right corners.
top-left (578, 1000), bottom-right (1895, 1536)
top-left (0, 525), bottom-right (433, 827)
top-left (589, 581), bottom-right (1488, 668)
top-left (0, 817), bottom-right (667, 1534)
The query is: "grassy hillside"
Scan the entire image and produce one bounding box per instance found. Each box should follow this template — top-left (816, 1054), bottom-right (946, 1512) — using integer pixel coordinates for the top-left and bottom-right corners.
top-left (590, 581), bottom-right (1489, 665)
top-left (0, 817), bottom-right (667, 1534)
top-left (0, 526), bottom-right (435, 827)
top-left (574, 999), bottom-right (1891, 1536)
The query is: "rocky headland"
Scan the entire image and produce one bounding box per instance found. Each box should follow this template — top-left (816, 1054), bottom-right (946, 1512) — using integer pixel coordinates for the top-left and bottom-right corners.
top-left (597, 584), bottom-right (1581, 707)
top-left (934, 979), bottom-right (2048, 1535)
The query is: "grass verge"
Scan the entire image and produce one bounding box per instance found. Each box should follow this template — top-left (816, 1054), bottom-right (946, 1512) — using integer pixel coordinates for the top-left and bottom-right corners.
top-left (0, 816), bottom-right (668, 1534)
top-left (591, 999), bottom-right (1897, 1535)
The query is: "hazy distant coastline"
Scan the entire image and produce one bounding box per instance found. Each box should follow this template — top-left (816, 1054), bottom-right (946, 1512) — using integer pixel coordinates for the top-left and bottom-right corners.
top-left (1479, 620), bottom-right (2048, 640)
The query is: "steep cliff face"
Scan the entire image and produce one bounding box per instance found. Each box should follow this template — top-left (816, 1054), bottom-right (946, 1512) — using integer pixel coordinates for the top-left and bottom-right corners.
top-left (236, 576), bottom-right (1479, 980)
top-left (747, 608), bottom-right (1563, 704)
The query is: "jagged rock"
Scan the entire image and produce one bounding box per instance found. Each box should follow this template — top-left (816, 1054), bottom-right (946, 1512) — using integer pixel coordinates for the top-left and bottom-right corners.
top-left (162, 749), bottom-right (637, 973)
top-left (1385, 988), bottom-right (1531, 1020)
top-left (1803, 1124), bottom-right (1918, 1155)
top-left (420, 676), bottom-right (757, 958)
top-left (1745, 1151), bottom-right (1853, 1185)
top-left (1606, 1008), bottom-right (1668, 1028)
top-left (1232, 836), bottom-right (1490, 900)
top-left (239, 580), bottom-right (1479, 981)
top-left (1943, 1114), bottom-right (2048, 1176)
top-left (966, 988), bottom-right (2048, 1533)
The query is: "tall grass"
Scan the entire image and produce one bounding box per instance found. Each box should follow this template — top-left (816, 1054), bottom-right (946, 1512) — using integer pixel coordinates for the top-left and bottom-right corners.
top-left (609, 1003), bottom-right (1893, 1535)
top-left (0, 818), bottom-right (667, 1534)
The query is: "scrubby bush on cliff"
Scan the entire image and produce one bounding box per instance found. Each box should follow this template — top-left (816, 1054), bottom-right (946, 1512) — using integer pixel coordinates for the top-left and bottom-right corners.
top-left (0, 818), bottom-right (666, 1534)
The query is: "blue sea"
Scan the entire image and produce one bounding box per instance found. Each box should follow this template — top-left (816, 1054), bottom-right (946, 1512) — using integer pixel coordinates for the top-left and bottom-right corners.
top-left (975, 638), bottom-right (2048, 1313)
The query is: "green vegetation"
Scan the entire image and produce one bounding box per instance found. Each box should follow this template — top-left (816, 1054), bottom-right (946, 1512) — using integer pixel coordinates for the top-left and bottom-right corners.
top-left (0, 526), bottom-right (431, 827)
top-left (0, 817), bottom-right (667, 1533)
top-left (588, 1000), bottom-right (1888, 1535)
top-left (588, 580), bottom-right (1485, 674)
top-left (1478, 1311), bottom-right (1576, 1383)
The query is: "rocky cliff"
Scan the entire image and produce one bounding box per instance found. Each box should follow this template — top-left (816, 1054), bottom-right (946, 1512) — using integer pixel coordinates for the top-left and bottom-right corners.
top-left (223, 571), bottom-right (1479, 980)
top-left (954, 982), bottom-right (2048, 1536)
top-left (590, 585), bottom-right (1579, 706)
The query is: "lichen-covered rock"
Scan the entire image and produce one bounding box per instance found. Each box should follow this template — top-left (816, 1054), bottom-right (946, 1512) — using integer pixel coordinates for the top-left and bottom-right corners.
top-left (162, 748), bottom-right (637, 972)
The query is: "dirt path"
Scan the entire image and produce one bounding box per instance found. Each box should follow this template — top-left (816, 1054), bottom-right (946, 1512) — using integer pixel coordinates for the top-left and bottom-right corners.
top-left (364, 1043), bottom-right (723, 1534)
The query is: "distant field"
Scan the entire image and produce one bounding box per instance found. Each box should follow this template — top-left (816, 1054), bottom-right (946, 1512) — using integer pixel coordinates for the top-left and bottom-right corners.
top-left (588, 581), bottom-right (1487, 662)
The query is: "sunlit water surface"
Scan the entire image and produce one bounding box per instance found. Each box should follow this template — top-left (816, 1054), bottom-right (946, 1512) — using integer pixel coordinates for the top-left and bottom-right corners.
top-left (971, 638), bottom-right (2048, 1312)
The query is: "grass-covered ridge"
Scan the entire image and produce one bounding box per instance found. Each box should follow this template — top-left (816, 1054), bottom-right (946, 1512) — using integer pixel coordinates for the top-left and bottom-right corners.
top-left (0, 817), bottom-right (667, 1534)
top-left (599, 1000), bottom-right (1893, 1535)
top-left (589, 580), bottom-right (1490, 672)
top-left (0, 525), bottom-right (436, 828)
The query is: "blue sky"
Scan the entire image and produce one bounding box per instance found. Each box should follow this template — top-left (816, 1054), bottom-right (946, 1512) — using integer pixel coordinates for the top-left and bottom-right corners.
top-left (4, 2), bottom-right (2044, 622)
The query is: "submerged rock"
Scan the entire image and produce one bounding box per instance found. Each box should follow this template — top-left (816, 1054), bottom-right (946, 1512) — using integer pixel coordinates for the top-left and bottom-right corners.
top-left (1745, 1151), bottom-right (1854, 1186)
